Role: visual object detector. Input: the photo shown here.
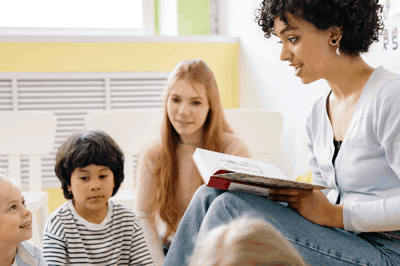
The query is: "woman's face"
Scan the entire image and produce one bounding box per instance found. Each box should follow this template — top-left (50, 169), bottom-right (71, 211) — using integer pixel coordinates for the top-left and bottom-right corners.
top-left (167, 80), bottom-right (210, 140)
top-left (274, 13), bottom-right (333, 84)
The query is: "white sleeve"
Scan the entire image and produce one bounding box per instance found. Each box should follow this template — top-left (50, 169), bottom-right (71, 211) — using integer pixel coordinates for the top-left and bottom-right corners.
top-left (343, 81), bottom-right (400, 232)
top-left (306, 109), bottom-right (331, 197)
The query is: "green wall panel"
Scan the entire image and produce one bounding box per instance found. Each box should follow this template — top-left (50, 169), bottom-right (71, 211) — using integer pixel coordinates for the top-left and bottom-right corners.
top-left (178, 0), bottom-right (210, 35)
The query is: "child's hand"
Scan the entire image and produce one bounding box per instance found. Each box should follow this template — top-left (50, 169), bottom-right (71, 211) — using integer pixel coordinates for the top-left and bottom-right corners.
top-left (267, 188), bottom-right (343, 228)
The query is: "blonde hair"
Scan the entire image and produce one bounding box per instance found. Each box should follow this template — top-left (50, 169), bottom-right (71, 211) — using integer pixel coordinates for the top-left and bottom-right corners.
top-left (0, 168), bottom-right (20, 204)
top-left (151, 59), bottom-right (233, 242)
top-left (189, 217), bottom-right (307, 266)
top-left (0, 168), bottom-right (17, 186)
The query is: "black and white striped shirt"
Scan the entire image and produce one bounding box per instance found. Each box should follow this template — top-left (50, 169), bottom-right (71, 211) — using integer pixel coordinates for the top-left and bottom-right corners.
top-left (42, 200), bottom-right (154, 265)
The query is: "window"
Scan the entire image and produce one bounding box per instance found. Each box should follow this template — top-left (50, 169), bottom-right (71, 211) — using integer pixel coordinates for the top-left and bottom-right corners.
top-left (0, 0), bottom-right (154, 36)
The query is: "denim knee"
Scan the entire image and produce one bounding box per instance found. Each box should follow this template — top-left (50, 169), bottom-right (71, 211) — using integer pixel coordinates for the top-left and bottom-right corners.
top-left (206, 192), bottom-right (246, 221)
top-left (192, 185), bottom-right (224, 205)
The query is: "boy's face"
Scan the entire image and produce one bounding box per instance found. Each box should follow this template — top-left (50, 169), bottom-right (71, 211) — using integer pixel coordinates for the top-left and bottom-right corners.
top-left (0, 180), bottom-right (33, 245)
top-left (68, 164), bottom-right (115, 214)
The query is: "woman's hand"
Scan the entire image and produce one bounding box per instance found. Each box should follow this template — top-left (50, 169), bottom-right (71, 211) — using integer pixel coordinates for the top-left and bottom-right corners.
top-left (267, 188), bottom-right (343, 228)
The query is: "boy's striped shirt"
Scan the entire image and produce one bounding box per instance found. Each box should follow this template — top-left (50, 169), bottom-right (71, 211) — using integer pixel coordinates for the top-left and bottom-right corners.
top-left (42, 200), bottom-right (154, 265)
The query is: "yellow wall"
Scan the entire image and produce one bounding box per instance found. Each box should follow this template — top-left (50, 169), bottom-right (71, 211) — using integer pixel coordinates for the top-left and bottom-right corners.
top-left (3, 41), bottom-right (240, 212)
top-left (0, 42), bottom-right (239, 108)
top-left (44, 188), bottom-right (67, 213)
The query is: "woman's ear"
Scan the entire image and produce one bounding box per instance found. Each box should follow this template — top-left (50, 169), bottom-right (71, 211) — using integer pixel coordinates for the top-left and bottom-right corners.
top-left (329, 26), bottom-right (343, 45)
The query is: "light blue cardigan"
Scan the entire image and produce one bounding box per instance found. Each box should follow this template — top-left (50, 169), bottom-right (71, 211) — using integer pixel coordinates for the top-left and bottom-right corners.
top-left (12, 241), bottom-right (47, 266)
top-left (307, 66), bottom-right (400, 233)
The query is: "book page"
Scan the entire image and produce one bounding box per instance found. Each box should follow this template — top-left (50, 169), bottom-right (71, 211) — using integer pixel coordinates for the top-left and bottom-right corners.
top-left (193, 148), bottom-right (288, 180)
top-left (228, 183), bottom-right (271, 197)
top-left (216, 172), bottom-right (331, 190)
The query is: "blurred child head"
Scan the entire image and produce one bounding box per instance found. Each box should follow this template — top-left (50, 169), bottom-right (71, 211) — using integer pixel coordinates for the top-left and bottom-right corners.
top-left (55, 130), bottom-right (124, 210)
top-left (0, 169), bottom-right (33, 246)
top-left (189, 216), bottom-right (307, 266)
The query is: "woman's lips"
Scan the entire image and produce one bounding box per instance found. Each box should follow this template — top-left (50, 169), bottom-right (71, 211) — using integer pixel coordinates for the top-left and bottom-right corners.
top-left (177, 120), bottom-right (192, 124)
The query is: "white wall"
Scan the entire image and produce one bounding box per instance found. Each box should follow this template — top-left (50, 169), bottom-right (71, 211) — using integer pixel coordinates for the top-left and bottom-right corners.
top-left (218, 0), bottom-right (387, 179)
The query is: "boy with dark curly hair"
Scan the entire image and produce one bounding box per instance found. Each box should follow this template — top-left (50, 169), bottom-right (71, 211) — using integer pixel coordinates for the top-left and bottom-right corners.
top-left (164, 1), bottom-right (400, 265)
top-left (42, 131), bottom-right (154, 265)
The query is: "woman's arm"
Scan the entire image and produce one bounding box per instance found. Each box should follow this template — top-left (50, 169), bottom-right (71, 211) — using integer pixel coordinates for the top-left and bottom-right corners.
top-left (342, 82), bottom-right (400, 232)
top-left (268, 188), bottom-right (344, 228)
top-left (266, 99), bottom-right (341, 227)
top-left (133, 140), bottom-right (164, 265)
top-left (271, 82), bottom-right (400, 232)
top-left (130, 214), bottom-right (156, 266)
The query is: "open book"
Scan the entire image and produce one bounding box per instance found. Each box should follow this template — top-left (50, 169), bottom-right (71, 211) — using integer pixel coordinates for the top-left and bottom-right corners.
top-left (193, 148), bottom-right (332, 197)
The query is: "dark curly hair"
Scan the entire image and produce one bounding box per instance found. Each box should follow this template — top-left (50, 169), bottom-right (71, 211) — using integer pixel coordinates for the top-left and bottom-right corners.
top-left (55, 130), bottom-right (124, 200)
top-left (255, 0), bottom-right (384, 55)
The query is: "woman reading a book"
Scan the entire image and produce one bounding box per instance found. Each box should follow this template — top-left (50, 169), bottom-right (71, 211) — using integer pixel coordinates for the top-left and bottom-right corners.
top-left (134, 58), bottom-right (252, 265)
top-left (163, 1), bottom-right (400, 265)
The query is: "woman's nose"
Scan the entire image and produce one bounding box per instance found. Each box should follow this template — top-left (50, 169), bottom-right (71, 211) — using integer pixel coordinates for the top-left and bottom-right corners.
top-left (279, 43), bottom-right (292, 62)
top-left (178, 102), bottom-right (191, 116)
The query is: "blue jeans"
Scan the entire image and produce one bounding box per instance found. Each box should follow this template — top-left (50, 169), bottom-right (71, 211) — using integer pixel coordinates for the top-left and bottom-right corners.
top-left (163, 185), bottom-right (400, 266)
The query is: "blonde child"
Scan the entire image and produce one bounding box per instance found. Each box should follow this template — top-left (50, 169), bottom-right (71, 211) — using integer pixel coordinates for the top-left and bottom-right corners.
top-left (42, 131), bottom-right (154, 265)
top-left (0, 169), bottom-right (47, 266)
top-left (189, 217), bottom-right (306, 266)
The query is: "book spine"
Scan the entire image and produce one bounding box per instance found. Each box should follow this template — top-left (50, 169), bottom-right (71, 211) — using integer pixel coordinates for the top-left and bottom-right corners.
top-left (207, 176), bottom-right (271, 197)
top-left (207, 176), bottom-right (231, 190)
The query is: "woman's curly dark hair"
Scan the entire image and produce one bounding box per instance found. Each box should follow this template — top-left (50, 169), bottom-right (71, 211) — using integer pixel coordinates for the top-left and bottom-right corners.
top-left (255, 0), bottom-right (384, 55)
top-left (55, 130), bottom-right (125, 200)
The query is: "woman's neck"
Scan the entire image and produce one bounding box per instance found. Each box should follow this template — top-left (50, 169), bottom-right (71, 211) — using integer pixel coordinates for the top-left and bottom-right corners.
top-left (326, 56), bottom-right (375, 100)
top-left (178, 129), bottom-right (204, 146)
top-left (0, 243), bottom-right (17, 266)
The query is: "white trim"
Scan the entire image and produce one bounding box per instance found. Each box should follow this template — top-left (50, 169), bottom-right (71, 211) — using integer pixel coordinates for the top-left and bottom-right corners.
top-left (143, 0), bottom-right (155, 35)
top-left (159, 0), bottom-right (178, 36)
top-left (210, 0), bottom-right (219, 34)
top-left (0, 0), bottom-right (154, 37)
top-left (0, 35), bottom-right (239, 43)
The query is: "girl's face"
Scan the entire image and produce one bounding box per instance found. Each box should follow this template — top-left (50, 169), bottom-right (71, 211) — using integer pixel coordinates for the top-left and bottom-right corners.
top-left (274, 13), bottom-right (333, 84)
top-left (68, 164), bottom-right (115, 218)
top-left (0, 180), bottom-right (33, 245)
top-left (167, 80), bottom-right (210, 141)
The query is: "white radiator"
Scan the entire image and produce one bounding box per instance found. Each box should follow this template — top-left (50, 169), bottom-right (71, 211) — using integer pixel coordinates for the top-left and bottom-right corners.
top-left (0, 72), bottom-right (169, 188)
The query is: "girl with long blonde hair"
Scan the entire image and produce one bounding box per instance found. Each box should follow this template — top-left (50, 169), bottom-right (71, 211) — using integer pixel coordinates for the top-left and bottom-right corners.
top-left (134, 59), bottom-right (252, 265)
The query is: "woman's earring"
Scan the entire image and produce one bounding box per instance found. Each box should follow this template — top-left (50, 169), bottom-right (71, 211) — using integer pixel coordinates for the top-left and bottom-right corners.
top-left (336, 44), bottom-right (341, 56)
top-left (331, 39), bottom-right (340, 55)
